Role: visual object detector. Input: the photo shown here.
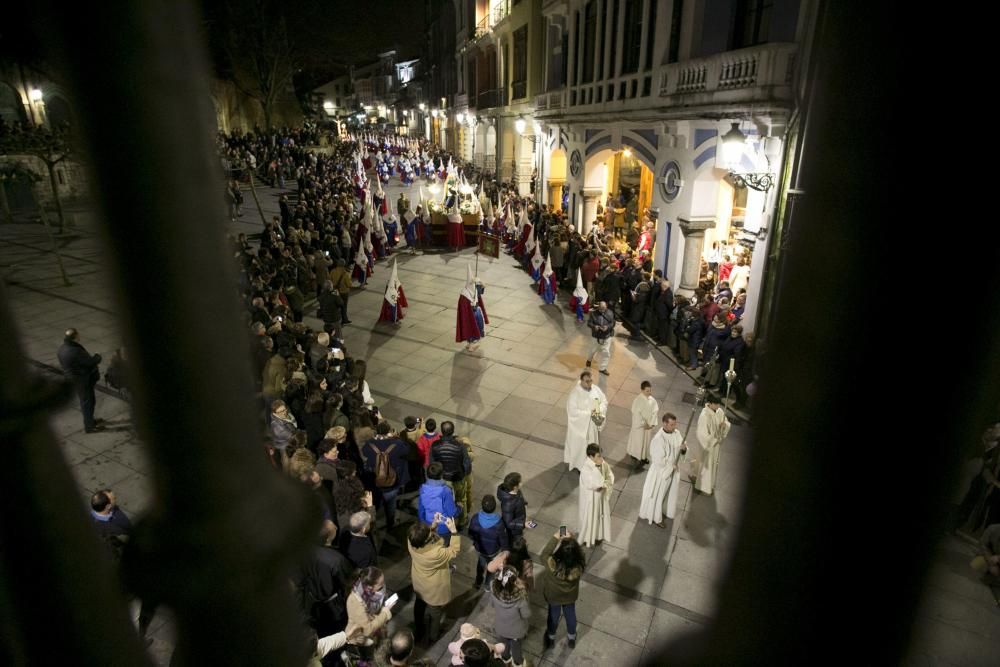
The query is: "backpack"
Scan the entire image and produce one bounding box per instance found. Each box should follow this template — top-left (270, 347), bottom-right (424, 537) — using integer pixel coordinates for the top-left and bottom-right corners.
top-left (367, 442), bottom-right (397, 488)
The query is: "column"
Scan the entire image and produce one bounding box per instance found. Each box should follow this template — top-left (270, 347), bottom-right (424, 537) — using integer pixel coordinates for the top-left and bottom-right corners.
top-left (678, 216), bottom-right (716, 291)
top-left (582, 186), bottom-right (603, 234)
top-left (548, 179), bottom-right (565, 210)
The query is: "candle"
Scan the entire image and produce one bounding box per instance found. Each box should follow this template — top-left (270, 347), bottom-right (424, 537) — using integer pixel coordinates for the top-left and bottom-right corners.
top-left (729, 358), bottom-right (735, 372)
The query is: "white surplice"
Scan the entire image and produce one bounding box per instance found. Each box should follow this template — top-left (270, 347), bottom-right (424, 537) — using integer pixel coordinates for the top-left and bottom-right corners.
top-left (695, 405), bottom-right (731, 495)
top-left (564, 383), bottom-right (608, 471)
top-left (638, 427), bottom-right (685, 524)
top-left (626, 394), bottom-right (660, 462)
top-left (578, 458), bottom-right (614, 547)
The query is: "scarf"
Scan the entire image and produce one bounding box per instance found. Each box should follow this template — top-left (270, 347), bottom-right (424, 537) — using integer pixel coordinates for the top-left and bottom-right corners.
top-left (353, 579), bottom-right (385, 617)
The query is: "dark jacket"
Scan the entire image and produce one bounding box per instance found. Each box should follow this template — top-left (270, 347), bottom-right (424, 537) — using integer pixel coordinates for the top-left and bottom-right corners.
top-left (598, 270), bottom-right (622, 305)
top-left (429, 436), bottom-right (471, 482)
top-left (541, 537), bottom-right (583, 605)
top-left (468, 511), bottom-right (508, 556)
top-left (345, 533), bottom-right (378, 569)
top-left (318, 291), bottom-right (344, 325)
top-left (497, 486), bottom-right (527, 540)
top-left (57, 339), bottom-right (101, 386)
top-left (297, 545), bottom-right (353, 634)
top-left (587, 307), bottom-right (615, 341)
top-left (718, 334), bottom-right (746, 376)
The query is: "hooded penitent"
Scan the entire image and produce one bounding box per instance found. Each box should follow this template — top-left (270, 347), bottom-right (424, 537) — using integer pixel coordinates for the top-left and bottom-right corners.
top-left (379, 258), bottom-right (407, 322)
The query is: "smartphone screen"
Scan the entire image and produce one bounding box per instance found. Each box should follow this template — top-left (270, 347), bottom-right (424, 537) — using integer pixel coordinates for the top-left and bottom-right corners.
top-left (385, 593), bottom-right (399, 608)
top-left (559, 525), bottom-right (567, 537)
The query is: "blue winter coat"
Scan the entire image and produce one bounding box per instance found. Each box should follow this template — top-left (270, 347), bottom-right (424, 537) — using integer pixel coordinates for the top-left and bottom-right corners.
top-left (418, 480), bottom-right (458, 536)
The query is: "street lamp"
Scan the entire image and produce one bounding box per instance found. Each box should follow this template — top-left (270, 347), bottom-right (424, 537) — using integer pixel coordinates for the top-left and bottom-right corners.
top-left (721, 122), bottom-right (775, 192)
top-left (419, 103), bottom-right (426, 111)
top-left (515, 116), bottom-right (539, 146)
top-left (29, 88), bottom-right (43, 102)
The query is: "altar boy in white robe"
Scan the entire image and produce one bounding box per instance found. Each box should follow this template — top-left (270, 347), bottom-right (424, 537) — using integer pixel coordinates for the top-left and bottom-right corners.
top-left (626, 381), bottom-right (659, 468)
top-left (695, 394), bottom-right (731, 495)
top-left (638, 413), bottom-right (687, 528)
top-left (578, 444), bottom-right (614, 547)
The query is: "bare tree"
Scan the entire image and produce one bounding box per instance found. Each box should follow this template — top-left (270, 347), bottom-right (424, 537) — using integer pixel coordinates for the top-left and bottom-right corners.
top-left (219, 0), bottom-right (296, 129)
top-left (0, 123), bottom-right (73, 233)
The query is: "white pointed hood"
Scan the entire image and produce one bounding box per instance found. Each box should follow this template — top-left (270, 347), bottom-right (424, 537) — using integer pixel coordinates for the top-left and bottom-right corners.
top-left (543, 252), bottom-right (554, 278)
top-left (573, 268), bottom-right (589, 303)
top-left (530, 241), bottom-right (544, 270)
top-left (384, 258), bottom-right (402, 305)
top-left (355, 241), bottom-right (368, 269)
top-left (460, 263), bottom-right (477, 302)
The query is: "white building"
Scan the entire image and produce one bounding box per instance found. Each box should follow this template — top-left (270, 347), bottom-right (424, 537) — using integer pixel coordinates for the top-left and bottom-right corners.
top-left (532, 0), bottom-right (815, 332)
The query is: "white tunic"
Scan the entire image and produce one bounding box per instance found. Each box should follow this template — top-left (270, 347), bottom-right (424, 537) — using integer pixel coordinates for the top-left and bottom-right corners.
top-left (638, 428), bottom-right (685, 524)
top-left (695, 406), bottom-right (731, 495)
top-left (578, 459), bottom-right (615, 547)
top-left (564, 384), bottom-right (608, 471)
top-left (626, 395), bottom-right (660, 462)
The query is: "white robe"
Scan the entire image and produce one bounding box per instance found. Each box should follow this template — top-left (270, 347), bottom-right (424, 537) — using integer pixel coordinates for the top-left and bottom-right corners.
top-left (564, 384), bottom-right (608, 471)
top-left (638, 428), bottom-right (685, 524)
top-left (626, 394), bottom-right (660, 462)
top-left (578, 459), bottom-right (614, 547)
top-left (695, 406), bottom-right (731, 495)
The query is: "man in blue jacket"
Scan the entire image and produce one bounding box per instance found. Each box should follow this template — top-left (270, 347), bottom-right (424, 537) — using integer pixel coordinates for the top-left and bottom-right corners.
top-left (418, 463), bottom-right (459, 546)
top-left (468, 494), bottom-right (509, 588)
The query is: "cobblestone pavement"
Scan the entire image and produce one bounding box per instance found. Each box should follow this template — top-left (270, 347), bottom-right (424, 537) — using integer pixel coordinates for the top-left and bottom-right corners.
top-left (1, 176), bottom-right (994, 666)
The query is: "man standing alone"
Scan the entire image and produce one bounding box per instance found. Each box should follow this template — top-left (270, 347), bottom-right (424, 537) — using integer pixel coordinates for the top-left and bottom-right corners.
top-left (58, 328), bottom-right (104, 432)
top-left (585, 302), bottom-right (614, 376)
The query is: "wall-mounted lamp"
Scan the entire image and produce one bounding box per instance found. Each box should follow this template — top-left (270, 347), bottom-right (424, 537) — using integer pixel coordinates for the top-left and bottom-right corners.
top-left (622, 148), bottom-right (632, 158)
top-left (514, 116), bottom-right (527, 134)
top-left (431, 109), bottom-right (439, 118)
top-left (721, 122), bottom-right (775, 192)
top-left (29, 88), bottom-right (43, 102)
top-left (456, 112), bottom-right (466, 125)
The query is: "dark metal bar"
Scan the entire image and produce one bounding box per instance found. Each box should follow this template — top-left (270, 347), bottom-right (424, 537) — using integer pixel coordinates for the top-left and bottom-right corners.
top-left (34, 1), bottom-right (318, 664)
top-left (0, 282), bottom-right (151, 666)
top-left (653, 1), bottom-right (998, 664)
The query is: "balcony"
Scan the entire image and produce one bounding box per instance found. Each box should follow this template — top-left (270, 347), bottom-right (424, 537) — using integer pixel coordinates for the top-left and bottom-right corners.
top-left (473, 1), bottom-right (511, 40)
top-left (534, 89), bottom-right (564, 110)
top-left (534, 42), bottom-right (796, 119)
top-left (476, 88), bottom-right (507, 110)
top-left (659, 43), bottom-right (797, 103)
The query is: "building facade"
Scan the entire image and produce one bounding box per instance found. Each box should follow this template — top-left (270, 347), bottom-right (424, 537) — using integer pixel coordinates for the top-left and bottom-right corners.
top-left (529, 0), bottom-right (814, 334)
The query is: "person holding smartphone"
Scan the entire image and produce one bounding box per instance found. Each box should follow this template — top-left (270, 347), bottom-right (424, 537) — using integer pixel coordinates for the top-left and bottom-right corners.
top-left (346, 566), bottom-right (396, 648)
top-left (408, 515), bottom-right (461, 644)
top-left (541, 530), bottom-right (586, 651)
